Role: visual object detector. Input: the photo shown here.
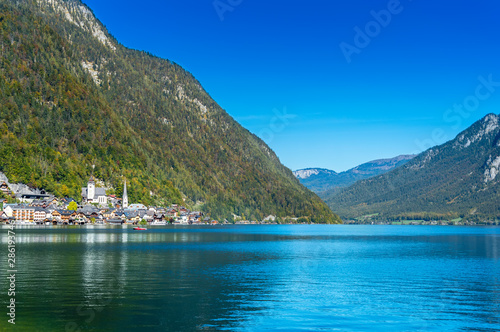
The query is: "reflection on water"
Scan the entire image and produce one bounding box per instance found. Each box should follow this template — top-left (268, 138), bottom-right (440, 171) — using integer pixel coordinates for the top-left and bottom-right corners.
top-left (0, 225), bottom-right (499, 331)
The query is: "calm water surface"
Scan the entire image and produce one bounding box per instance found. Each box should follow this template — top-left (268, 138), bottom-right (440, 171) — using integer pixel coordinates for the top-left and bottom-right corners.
top-left (1, 225), bottom-right (499, 331)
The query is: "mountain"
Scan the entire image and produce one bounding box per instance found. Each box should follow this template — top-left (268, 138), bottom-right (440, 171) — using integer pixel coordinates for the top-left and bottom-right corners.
top-left (294, 155), bottom-right (415, 193)
top-left (293, 168), bottom-right (337, 193)
top-left (0, 0), bottom-right (340, 223)
top-left (325, 114), bottom-right (500, 220)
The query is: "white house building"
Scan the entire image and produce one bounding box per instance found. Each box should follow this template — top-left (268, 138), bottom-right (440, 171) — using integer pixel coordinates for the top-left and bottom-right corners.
top-left (3, 204), bottom-right (14, 217)
top-left (34, 207), bottom-right (47, 222)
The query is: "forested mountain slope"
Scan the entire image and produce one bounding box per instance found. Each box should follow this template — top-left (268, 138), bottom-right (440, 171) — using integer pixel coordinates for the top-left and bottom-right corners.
top-left (326, 114), bottom-right (500, 220)
top-left (0, 0), bottom-right (340, 222)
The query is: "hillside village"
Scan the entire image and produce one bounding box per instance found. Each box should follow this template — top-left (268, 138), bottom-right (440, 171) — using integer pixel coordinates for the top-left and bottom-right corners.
top-left (0, 176), bottom-right (218, 225)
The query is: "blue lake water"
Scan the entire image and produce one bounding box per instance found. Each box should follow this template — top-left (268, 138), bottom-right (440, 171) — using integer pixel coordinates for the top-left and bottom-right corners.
top-left (1, 225), bottom-right (499, 331)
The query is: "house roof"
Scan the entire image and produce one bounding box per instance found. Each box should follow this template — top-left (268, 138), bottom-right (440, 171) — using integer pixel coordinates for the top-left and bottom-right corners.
top-left (77, 205), bottom-right (99, 213)
top-left (128, 204), bottom-right (147, 210)
top-left (12, 205), bottom-right (35, 211)
top-left (125, 211), bottom-right (139, 218)
top-left (58, 210), bottom-right (76, 216)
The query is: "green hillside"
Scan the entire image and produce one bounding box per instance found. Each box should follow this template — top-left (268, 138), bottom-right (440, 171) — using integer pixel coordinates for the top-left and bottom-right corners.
top-left (326, 114), bottom-right (500, 221)
top-left (0, 0), bottom-right (340, 223)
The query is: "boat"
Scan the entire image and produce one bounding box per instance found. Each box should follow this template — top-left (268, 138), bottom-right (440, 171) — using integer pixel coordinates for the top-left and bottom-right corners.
top-left (133, 227), bottom-right (147, 231)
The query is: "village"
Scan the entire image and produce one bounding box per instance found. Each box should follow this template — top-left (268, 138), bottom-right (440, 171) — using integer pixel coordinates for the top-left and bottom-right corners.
top-left (0, 176), bottom-right (222, 226)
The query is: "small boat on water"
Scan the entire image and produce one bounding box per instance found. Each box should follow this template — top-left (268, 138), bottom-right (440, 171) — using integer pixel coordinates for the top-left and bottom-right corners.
top-left (133, 227), bottom-right (147, 231)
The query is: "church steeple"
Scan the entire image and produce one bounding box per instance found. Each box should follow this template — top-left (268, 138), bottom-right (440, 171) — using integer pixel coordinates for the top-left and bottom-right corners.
top-left (122, 179), bottom-right (128, 209)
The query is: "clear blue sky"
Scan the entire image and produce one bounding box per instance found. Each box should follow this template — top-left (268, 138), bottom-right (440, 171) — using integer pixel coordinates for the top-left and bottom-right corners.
top-left (82, 0), bottom-right (500, 172)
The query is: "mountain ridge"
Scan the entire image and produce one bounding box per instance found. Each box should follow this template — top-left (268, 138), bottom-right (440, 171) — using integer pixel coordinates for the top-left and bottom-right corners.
top-left (326, 113), bottom-right (500, 220)
top-left (0, 0), bottom-right (340, 223)
top-left (294, 155), bottom-right (415, 193)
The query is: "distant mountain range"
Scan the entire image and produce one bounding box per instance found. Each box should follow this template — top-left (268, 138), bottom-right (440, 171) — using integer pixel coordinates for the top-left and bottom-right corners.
top-left (294, 155), bottom-right (415, 193)
top-left (326, 114), bottom-right (500, 220)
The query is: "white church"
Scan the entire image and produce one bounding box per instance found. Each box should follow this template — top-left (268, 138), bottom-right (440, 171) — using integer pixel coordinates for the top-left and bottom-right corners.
top-left (81, 176), bottom-right (107, 205)
top-left (81, 176), bottom-right (129, 208)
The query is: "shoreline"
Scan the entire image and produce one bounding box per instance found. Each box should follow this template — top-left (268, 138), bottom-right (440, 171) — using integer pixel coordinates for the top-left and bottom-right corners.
top-left (1, 223), bottom-right (499, 228)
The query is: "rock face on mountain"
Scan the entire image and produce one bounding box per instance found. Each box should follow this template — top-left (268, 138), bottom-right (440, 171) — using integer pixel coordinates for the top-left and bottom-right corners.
top-left (0, 0), bottom-right (340, 223)
top-left (326, 114), bottom-right (500, 220)
top-left (294, 155), bottom-right (415, 193)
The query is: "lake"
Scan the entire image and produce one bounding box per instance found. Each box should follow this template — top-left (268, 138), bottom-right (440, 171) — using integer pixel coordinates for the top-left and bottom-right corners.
top-left (1, 225), bottom-right (499, 331)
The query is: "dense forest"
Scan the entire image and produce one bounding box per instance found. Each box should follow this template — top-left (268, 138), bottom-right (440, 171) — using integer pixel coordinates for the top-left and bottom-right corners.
top-left (0, 0), bottom-right (341, 223)
top-left (326, 114), bottom-right (500, 221)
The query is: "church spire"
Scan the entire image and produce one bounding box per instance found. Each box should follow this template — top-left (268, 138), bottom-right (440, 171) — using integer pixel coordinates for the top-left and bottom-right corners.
top-left (122, 179), bottom-right (129, 209)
